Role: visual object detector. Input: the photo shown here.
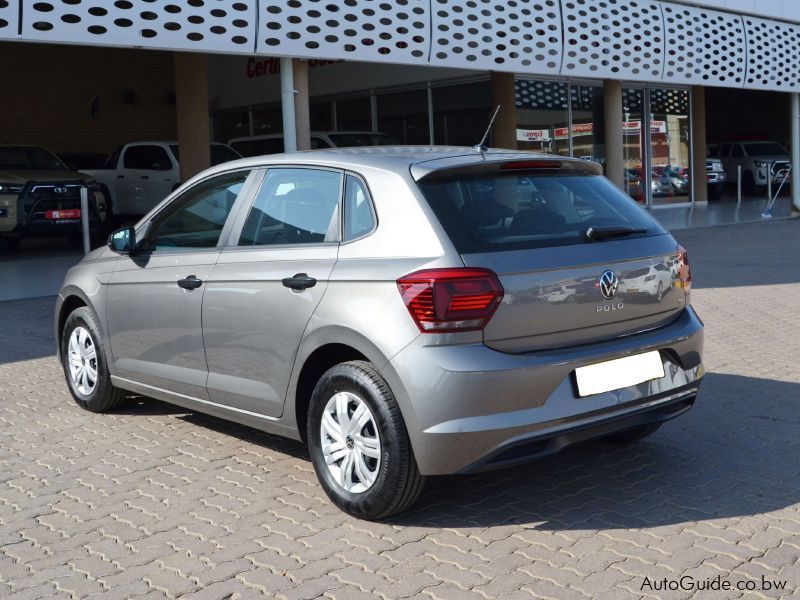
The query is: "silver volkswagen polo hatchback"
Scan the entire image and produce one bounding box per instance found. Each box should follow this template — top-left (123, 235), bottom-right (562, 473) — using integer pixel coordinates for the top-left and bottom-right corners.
top-left (56, 147), bottom-right (703, 519)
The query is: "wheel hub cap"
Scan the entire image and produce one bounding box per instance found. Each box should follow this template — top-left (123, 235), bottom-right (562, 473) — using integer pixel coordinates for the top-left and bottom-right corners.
top-left (67, 326), bottom-right (97, 396)
top-left (320, 391), bottom-right (381, 494)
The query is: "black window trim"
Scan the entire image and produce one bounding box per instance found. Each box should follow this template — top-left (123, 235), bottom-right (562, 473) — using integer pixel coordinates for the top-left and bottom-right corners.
top-left (133, 167), bottom-right (259, 257)
top-left (223, 164), bottom-right (347, 251)
top-left (341, 170), bottom-right (378, 244)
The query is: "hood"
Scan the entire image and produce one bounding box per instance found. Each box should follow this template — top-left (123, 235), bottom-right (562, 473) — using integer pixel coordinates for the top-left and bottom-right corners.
top-left (0, 170), bottom-right (89, 183)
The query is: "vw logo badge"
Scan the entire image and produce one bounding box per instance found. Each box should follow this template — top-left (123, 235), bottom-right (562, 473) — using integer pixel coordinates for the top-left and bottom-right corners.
top-left (599, 271), bottom-right (619, 300)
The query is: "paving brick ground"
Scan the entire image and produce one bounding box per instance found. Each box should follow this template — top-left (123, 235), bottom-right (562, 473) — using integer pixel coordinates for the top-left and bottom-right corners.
top-left (2, 219), bottom-right (800, 599)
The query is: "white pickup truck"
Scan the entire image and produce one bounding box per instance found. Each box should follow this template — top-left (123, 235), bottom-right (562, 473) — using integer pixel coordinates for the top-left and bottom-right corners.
top-left (81, 141), bottom-right (240, 215)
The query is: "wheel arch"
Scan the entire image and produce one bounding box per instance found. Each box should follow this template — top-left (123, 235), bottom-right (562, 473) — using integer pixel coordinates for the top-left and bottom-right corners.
top-left (55, 286), bottom-right (101, 358)
top-left (287, 326), bottom-right (399, 442)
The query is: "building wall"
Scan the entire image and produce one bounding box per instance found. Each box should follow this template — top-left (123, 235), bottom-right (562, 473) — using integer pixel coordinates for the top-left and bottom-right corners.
top-left (679, 0), bottom-right (800, 22)
top-left (0, 42), bottom-right (176, 156)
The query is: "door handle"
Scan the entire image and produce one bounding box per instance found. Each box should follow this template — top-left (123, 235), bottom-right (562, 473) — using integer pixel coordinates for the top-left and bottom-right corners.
top-left (178, 275), bottom-right (203, 290)
top-left (282, 273), bottom-right (317, 291)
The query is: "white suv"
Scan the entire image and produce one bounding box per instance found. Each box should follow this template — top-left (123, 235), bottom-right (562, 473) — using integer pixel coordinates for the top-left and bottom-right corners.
top-left (715, 141), bottom-right (790, 195)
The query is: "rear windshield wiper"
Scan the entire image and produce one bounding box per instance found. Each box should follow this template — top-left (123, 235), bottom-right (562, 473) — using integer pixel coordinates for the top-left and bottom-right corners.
top-left (584, 226), bottom-right (648, 242)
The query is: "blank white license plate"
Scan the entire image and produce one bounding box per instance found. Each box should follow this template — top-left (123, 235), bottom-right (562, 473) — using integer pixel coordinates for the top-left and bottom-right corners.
top-left (575, 351), bottom-right (665, 397)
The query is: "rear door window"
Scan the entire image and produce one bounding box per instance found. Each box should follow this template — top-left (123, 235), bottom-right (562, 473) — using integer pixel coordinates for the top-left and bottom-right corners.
top-left (417, 168), bottom-right (665, 253)
top-left (239, 168), bottom-right (342, 246)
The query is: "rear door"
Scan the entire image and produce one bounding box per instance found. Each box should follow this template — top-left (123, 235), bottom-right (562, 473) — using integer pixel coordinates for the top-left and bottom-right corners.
top-left (201, 166), bottom-right (343, 417)
top-left (416, 162), bottom-right (686, 353)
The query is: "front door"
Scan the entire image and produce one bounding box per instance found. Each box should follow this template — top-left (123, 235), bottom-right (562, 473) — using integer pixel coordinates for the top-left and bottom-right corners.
top-left (107, 169), bottom-right (253, 399)
top-left (202, 167), bottom-right (343, 417)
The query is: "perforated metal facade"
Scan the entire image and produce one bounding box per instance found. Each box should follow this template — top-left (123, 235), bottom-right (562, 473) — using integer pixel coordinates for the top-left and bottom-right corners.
top-left (561, 0), bottom-right (665, 82)
top-left (23, 0), bottom-right (257, 53)
top-left (9, 1), bottom-right (800, 92)
top-left (0, 0), bottom-right (18, 39)
top-left (744, 16), bottom-right (800, 92)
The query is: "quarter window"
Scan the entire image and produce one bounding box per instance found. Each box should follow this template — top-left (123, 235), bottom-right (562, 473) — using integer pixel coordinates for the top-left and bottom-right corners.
top-left (343, 175), bottom-right (376, 240)
top-left (142, 171), bottom-right (250, 252)
top-left (239, 168), bottom-right (342, 246)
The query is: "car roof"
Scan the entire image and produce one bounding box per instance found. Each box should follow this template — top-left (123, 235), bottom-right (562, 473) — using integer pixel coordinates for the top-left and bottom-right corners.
top-left (229, 131), bottom-right (391, 142)
top-left (202, 146), bottom-right (595, 180)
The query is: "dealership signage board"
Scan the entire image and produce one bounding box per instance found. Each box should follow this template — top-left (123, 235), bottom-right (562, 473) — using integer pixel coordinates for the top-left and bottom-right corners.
top-left (516, 129), bottom-right (552, 142)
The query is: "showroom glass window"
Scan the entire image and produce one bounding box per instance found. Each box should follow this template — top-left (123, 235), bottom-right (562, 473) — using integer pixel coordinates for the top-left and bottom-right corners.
top-left (650, 89), bottom-right (691, 205)
top-left (571, 84), bottom-right (606, 168)
top-left (515, 79), bottom-right (569, 155)
top-left (622, 88), bottom-right (647, 204)
top-left (336, 96), bottom-right (372, 131)
top-left (432, 81), bottom-right (491, 146)
top-left (376, 88), bottom-right (430, 144)
top-left (142, 171), bottom-right (251, 252)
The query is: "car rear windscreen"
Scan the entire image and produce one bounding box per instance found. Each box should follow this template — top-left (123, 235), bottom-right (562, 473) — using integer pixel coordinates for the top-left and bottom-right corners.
top-left (417, 170), bottom-right (665, 253)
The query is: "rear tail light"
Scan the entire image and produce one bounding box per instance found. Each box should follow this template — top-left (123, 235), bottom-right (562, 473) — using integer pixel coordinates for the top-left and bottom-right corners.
top-left (676, 244), bottom-right (692, 301)
top-left (397, 268), bottom-right (504, 333)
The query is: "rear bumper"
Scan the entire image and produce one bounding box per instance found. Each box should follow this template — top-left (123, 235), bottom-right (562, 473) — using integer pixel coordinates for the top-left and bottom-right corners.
top-left (384, 307), bottom-right (704, 475)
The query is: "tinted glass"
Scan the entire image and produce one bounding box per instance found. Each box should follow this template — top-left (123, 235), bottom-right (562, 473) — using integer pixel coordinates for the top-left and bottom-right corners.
top-left (0, 146), bottom-right (67, 170)
top-left (418, 171), bottom-right (664, 253)
top-left (142, 171), bottom-right (250, 252)
top-left (169, 145), bottom-right (241, 166)
top-left (343, 175), bottom-right (376, 240)
top-left (230, 139), bottom-right (285, 157)
top-left (743, 142), bottom-right (787, 156)
top-left (327, 133), bottom-right (398, 147)
top-left (239, 168), bottom-right (342, 246)
top-left (124, 145), bottom-right (172, 171)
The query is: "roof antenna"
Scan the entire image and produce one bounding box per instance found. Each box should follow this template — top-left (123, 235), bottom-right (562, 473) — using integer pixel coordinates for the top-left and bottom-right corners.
top-left (473, 105), bottom-right (502, 153)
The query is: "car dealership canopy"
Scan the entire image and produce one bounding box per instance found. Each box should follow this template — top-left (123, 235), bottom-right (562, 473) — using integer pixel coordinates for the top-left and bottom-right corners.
top-left (1, 0), bottom-right (799, 210)
top-left (3, 0), bottom-right (800, 91)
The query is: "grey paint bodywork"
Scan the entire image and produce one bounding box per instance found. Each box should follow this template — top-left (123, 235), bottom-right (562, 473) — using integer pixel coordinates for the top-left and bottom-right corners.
top-left (56, 147), bottom-right (704, 476)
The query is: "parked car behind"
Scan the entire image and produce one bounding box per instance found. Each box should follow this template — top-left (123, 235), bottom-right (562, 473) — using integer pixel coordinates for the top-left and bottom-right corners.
top-left (715, 141), bottom-right (790, 194)
top-left (0, 145), bottom-right (109, 251)
top-left (229, 131), bottom-right (398, 157)
top-left (81, 142), bottom-right (241, 216)
top-left (56, 147), bottom-right (703, 519)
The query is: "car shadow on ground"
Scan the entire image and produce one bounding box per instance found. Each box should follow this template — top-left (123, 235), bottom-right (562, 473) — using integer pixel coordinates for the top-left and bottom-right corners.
top-left (116, 371), bottom-right (799, 529)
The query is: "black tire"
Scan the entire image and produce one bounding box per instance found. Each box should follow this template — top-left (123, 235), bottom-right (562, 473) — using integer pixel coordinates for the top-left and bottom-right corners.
top-left (603, 423), bottom-right (662, 445)
top-left (61, 306), bottom-right (126, 413)
top-left (307, 360), bottom-right (425, 520)
top-left (742, 171), bottom-right (756, 196)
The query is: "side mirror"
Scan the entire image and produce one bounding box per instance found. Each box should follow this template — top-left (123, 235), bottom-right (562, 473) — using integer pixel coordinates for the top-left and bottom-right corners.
top-left (107, 226), bottom-right (136, 254)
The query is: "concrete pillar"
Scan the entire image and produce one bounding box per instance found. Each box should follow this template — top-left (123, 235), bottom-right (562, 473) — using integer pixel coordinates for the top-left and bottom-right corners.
top-left (792, 93), bottom-right (800, 212)
top-left (490, 71), bottom-right (518, 149)
top-left (293, 59), bottom-right (311, 151)
top-left (280, 57), bottom-right (297, 152)
top-left (603, 79), bottom-right (624, 190)
top-left (174, 52), bottom-right (210, 183)
top-left (691, 86), bottom-right (708, 203)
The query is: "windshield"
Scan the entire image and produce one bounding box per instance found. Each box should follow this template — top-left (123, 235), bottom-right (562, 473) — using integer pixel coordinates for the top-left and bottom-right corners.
top-left (169, 145), bottom-right (242, 166)
top-left (0, 146), bottom-right (67, 171)
top-left (418, 171), bottom-right (664, 253)
top-left (744, 142), bottom-right (787, 157)
top-left (327, 133), bottom-right (397, 147)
